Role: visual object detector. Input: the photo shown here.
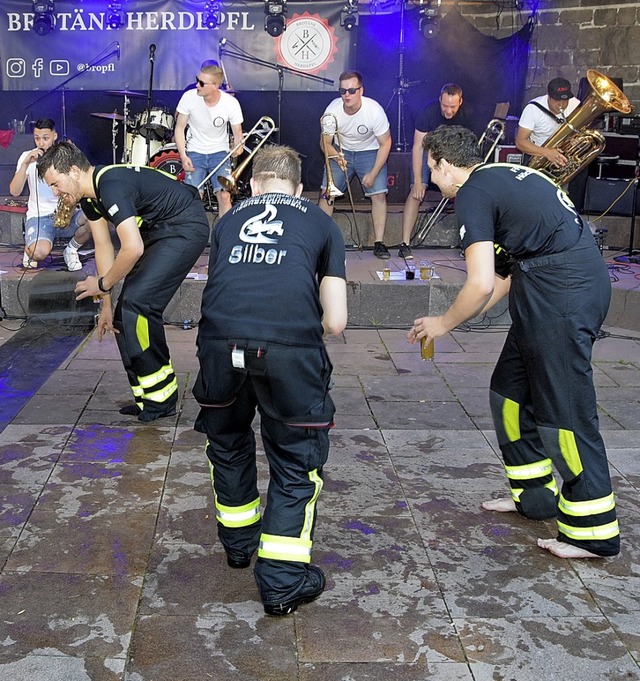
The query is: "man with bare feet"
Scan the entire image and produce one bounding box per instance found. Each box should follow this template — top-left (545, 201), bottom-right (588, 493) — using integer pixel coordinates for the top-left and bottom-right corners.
top-left (408, 126), bottom-right (619, 559)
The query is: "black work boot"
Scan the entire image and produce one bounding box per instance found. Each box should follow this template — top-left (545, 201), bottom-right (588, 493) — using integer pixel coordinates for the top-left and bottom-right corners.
top-left (262, 565), bottom-right (326, 616)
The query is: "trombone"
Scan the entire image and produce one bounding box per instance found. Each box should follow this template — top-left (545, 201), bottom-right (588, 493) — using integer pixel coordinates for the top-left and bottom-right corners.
top-left (414, 118), bottom-right (505, 245)
top-left (320, 113), bottom-right (361, 247)
top-left (320, 113), bottom-right (345, 205)
top-left (196, 116), bottom-right (277, 192)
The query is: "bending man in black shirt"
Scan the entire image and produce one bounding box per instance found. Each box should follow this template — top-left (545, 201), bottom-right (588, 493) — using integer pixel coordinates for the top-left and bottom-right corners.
top-left (408, 125), bottom-right (619, 560)
top-left (38, 142), bottom-right (210, 422)
top-left (193, 145), bottom-right (347, 615)
top-left (399, 83), bottom-right (471, 258)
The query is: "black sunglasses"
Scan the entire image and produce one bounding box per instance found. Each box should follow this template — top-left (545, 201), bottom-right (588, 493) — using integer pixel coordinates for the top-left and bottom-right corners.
top-left (195, 76), bottom-right (213, 87)
top-left (338, 86), bottom-right (362, 95)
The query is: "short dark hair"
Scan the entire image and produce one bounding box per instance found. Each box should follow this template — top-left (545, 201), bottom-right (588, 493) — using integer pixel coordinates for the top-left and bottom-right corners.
top-left (37, 141), bottom-right (91, 179)
top-left (252, 144), bottom-right (301, 189)
top-left (34, 118), bottom-right (56, 131)
top-left (423, 125), bottom-right (483, 169)
top-left (440, 83), bottom-right (463, 99)
top-left (339, 70), bottom-right (363, 86)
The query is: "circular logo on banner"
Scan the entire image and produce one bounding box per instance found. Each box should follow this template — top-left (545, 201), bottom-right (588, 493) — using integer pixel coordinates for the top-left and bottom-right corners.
top-left (277, 12), bottom-right (338, 75)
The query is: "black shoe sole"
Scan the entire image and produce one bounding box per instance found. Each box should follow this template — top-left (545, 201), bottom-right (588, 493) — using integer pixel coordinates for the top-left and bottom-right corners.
top-left (226, 556), bottom-right (251, 569)
top-left (263, 569), bottom-right (326, 616)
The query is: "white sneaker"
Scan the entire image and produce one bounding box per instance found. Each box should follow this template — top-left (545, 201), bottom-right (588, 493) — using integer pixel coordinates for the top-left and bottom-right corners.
top-left (64, 246), bottom-right (82, 272)
top-left (23, 252), bottom-right (38, 268)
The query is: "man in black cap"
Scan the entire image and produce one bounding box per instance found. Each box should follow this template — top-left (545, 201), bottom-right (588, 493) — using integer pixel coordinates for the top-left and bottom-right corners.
top-left (515, 77), bottom-right (581, 167)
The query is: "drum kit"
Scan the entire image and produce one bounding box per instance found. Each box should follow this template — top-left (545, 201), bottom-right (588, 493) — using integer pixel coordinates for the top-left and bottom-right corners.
top-left (91, 89), bottom-right (179, 171)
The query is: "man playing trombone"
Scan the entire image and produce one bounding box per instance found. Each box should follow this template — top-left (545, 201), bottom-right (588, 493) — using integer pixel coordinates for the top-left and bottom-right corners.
top-left (174, 60), bottom-right (244, 217)
top-left (318, 70), bottom-right (392, 260)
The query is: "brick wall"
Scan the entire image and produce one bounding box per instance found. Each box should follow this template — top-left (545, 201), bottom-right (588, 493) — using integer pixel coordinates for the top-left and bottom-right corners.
top-left (444, 0), bottom-right (640, 112)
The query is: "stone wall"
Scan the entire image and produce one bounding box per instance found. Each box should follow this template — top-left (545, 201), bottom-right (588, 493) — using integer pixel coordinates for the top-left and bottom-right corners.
top-left (443, 0), bottom-right (640, 110)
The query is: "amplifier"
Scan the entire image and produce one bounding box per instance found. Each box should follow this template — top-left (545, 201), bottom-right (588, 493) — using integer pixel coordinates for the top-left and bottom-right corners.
top-left (349, 151), bottom-right (410, 203)
top-left (583, 177), bottom-right (640, 216)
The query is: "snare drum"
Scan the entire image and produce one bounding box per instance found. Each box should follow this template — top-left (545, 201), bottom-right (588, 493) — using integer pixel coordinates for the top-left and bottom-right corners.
top-left (149, 144), bottom-right (185, 181)
top-left (126, 133), bottom-right (162, 166)
top-left (137, 108), bottom-right (174, 142)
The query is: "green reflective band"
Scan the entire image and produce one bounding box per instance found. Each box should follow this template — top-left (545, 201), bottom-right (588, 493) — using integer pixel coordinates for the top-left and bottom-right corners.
top-left (505, 458), bottom-right (553, 481)
top-left (136, 314), bottom-right (150, 352)
top-left (144, 379), bottom-right (178, 404)
top-left (558, 492), bottom-right (615, 517)
top-left (558, 429), bottom-right (584, 477)
top-left (259, 534), bottom-right (313, 563)
top-left (502, 398), bottom-right (521, 442)
top-left (557, 519), bottom-right (619, 541)
top-left (301, 469), bottom-right (323, 540)
top-left (138, 363), bottom-right (174, 389)
top-left (510, 478), bottom-right (557, 503)
top-left (216, 498), bottom-right (261, 528)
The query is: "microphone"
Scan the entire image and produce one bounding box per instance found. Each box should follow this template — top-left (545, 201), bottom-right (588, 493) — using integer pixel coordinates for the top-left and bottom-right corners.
top-left (149, 44), bottom-right (156, 63)
top-left (219, 37), bottom-right (227, 48)
top-left (116, 42), bottom-right (120, 61)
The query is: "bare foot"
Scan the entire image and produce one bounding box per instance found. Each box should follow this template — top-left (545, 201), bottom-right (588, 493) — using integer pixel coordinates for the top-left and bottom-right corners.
top-left (481, 498), bottom-right (517, 513)
top-left (537, 538), bottom-right (603, 559)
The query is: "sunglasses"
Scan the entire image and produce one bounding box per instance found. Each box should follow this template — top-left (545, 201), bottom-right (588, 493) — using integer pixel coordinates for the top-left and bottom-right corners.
top-left (195, 76), bottom-right (214, 87)
top-left (338, 86), bottom-right (362, 95)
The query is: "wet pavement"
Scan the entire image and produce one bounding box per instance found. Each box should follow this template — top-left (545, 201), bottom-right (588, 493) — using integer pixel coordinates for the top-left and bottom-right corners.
top-left (0, 308), bottom-right (639, 680)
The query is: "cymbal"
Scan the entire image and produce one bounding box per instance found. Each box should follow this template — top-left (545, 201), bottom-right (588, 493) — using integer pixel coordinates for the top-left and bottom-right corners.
top-left (91, 112), bottom-right (125, 121)
top-left (106, 89), bottom-right (146, 98)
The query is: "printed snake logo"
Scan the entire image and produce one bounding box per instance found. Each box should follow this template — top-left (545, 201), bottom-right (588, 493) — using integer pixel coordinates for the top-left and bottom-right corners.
top-left (239, 204), bottom-right (284, 244)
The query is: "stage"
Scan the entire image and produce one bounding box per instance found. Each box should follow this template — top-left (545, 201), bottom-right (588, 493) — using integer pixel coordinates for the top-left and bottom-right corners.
top-left (1, 195), bottom-right (639, 332)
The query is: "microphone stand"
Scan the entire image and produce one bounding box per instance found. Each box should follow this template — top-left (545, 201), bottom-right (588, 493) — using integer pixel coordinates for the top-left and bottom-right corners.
top-left (219, 40), bottom-right (333, 144)
top-left (26, 42), bottom-right (119, 141)
top-left (145, 44), bottom-right (156, 165)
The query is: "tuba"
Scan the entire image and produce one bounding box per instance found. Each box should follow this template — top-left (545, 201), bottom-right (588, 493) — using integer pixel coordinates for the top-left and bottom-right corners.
top-left (528, 69), bottom-right (633, 185)
top-left (320, 113), bottom-right (345, 204)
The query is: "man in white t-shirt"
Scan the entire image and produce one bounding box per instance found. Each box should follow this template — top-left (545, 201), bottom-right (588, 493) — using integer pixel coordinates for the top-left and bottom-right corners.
top-left (9, 118), bottom-right (91, 271)
top-left (174, 61), bottom-right (244, 217)
top-left (318, 70), bottom-right (392, 259)
top-left (515, 77), bottom-right (581, 169)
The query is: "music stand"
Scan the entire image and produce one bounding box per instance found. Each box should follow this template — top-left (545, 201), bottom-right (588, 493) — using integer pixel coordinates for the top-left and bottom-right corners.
top-left (219, 40), bottom-right (333, 143)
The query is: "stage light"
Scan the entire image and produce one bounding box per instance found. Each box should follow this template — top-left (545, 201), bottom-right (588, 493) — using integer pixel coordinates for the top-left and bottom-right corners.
top-left (264, 1), bottom-right (287, 37)
top-left (32, 0), bottom-right (55, 36)
top-left (415, 0), bottom-right (441, 38)
top-left (107, 2), bottom-right (125, 30)
top-left (202, 1), bottom-right (221, 29)
top-left (340, 0), bottom-right (359, 32)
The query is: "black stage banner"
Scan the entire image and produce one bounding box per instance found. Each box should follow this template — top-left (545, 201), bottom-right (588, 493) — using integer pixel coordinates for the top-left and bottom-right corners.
top-left (0, 0), bottom-right (352, 92)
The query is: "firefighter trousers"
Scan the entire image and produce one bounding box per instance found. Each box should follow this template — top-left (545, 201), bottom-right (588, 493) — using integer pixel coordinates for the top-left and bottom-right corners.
top-left (114, 211), bottom-right (209, 419)
top-left (193, 339), bottom-right (335, 601)
top-left (490, 226), bottom-right (619, 556)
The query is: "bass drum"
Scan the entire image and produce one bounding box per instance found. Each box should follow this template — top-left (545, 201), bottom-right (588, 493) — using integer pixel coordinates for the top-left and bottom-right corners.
top-left (127, 133), bottom-right (162, 166)
top-left (149, 144), bottom-right (185, 181)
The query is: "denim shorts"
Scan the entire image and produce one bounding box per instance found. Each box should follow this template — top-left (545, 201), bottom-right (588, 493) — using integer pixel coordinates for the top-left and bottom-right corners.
top-left (185, 151), bottom-right (232, 192)
top-left (321, 148), bottom-right (388, 197)
top-left (24, 211), bottom-right (83, 247)
top-left (409, 153), bottom-right (430, 186)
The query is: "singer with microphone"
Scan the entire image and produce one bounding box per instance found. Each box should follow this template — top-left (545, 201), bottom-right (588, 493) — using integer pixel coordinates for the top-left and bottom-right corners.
top-left (174, 60), bottom-right (244, 217)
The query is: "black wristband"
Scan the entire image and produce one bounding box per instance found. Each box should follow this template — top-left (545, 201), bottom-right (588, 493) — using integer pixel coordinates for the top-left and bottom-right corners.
top-left (97, 276), bottom-right (112, 294)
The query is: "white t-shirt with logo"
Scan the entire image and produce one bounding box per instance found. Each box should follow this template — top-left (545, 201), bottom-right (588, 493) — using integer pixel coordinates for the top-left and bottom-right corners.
top-left (323, 96), bottom-right (390, 152)
top-left (176, 88), bottom-right (243, 154)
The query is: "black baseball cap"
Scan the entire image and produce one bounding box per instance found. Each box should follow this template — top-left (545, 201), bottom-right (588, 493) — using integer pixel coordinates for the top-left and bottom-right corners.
top-left (547, 77), bottom-right (574, 100)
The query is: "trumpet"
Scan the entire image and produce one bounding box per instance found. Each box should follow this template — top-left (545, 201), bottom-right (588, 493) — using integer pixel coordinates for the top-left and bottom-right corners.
top-left (197, 116), bottom-right (277, 192)
top-left (320, 113), bottom-right (345, 204)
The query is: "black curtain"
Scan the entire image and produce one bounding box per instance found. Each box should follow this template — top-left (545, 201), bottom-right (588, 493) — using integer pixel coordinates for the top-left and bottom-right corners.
top-left (357, 6), bottom-right (534, 147)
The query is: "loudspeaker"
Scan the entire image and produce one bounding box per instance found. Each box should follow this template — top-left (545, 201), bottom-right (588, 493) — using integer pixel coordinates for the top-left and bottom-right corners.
top-left (349, 151), bottom-right (411, 203)
top-left (583, 176), bottom-right (639, 216)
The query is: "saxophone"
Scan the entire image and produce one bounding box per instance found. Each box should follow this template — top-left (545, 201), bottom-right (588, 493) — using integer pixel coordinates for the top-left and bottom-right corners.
top-left (53, 195), bottom-right (75, 229)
